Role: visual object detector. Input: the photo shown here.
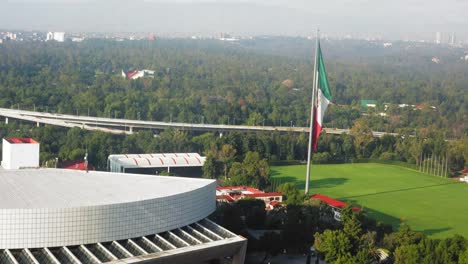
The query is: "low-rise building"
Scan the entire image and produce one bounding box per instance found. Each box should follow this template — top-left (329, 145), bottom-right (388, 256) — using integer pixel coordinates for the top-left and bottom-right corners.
top-left (122, 69), bottom-right (155, 79)
top-left (108, 153), bottom-right (206, 177)
top-left (46, 32), bottom-right (65, 42)
top-left (1, 138), bottom-right (40, 169)
top-left (216, 186), bottom-right (282, 210)
top-left (310, 194), bottom-right (361, 221)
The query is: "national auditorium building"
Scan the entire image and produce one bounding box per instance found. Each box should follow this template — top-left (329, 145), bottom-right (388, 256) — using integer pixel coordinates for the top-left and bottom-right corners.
top-left (0, 138), bottom-right (247, 264)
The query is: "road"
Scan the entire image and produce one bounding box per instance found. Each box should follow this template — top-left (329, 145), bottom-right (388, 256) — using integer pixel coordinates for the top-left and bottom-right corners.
top-left (0, 108), bottom-right (397, 137)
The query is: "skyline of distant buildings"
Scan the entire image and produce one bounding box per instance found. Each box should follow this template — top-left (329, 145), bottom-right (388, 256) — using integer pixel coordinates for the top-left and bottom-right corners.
top-left (1, 29), bottom-right (467, 47)
top-left (46, 31), bottom-right (65, 42)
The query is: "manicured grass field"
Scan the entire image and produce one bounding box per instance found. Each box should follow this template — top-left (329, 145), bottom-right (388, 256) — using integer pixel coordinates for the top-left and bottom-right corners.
top-left (271, 163), bottom-right (468, 239)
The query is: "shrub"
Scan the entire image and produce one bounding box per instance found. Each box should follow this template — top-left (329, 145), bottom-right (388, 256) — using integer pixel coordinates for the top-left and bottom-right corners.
top-left (380, 151), bottom-right (397, 161)
top-left (312, 152), bottom-right (332, 164)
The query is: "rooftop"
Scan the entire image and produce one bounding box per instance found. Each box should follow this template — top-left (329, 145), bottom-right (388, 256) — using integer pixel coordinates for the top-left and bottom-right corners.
top-left (108, 153), bottom-right (205, 168)
top-left (311, 194), bottom-right (361, 212)
top-left (4, 138), bottom-right (38, 144)
top-left (216, 185), bottom-right (263, 194)
top-left (0, 168), bottom-right (215, 209)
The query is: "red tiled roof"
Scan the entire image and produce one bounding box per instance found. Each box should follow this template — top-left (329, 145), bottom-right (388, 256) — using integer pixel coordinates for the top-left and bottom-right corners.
top-left (269, 200), bottom-right (280, 206)
top-left (243, 192), bottom-right (282, 198)
top-left (310, 194), bottom-right (361, 211)
top-left (311, 194), bottom-right (346, 208)
top-left (460, 169), bottom-right (468, 174)
top-left (216, 195), bottom-right (234, 202)
top-left (5, 138), bottom-right (38, 144)
top-left (216, 186), bottom-right (263, 194)
top-left (216, 186), bottom-right (282, 203)
top-left (126, 71), bottom-right (139, 79)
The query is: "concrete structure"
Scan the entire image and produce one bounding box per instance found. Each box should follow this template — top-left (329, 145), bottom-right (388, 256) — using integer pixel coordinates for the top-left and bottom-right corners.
top-left (0, 169), bottom-right (247, 263)
top-left (216, 186), bottom-right (282, 210)
top-left (1, 138), bottom-right (39, 169)
top-left (108, 153), bottom-right (205, 175)
top-left (46, 32), bottom-right (66, 42)
top-left (0, 108), bottom-right (399, 138)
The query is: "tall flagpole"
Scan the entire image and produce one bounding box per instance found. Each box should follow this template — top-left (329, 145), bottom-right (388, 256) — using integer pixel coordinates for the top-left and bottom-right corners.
top-left (305, 29), bottom-right (319, 195)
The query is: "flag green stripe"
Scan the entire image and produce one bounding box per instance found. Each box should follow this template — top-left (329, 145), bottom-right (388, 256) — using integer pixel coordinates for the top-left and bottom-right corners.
top-left (318, 44), bottom-right (332, 101)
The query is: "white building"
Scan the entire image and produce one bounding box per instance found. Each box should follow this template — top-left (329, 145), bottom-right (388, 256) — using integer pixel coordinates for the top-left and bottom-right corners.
top-left (435, 32), bottom-right (442, 44)
top-left (121, 69), bottom-right (155, 80)
top-left (46, 32), bottom-right (66, 42)
top-left (383, 42), bottom-right (392, 48)
top-left (449, 32), bottom-right (456, 45)
top-left (6, 32), bottom-right (17, 40)
top-left (1, 138), bottom-right (39, 169)
top-left (0, 142), bottom-right (247, 263)
top-left (108, 153), bottom-right (206, 175)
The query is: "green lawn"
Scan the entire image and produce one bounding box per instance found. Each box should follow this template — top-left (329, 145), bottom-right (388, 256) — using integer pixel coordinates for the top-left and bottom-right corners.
top-left (271, 163), bottom-right (468, 239)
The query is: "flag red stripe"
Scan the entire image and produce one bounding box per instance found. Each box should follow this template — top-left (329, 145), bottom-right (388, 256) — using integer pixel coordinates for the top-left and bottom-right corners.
top-left (311, 106), bottom-right (323, 151)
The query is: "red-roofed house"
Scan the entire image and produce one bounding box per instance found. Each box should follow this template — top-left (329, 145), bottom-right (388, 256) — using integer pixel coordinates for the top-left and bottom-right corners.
top-left (310, 194), bottom-right (361, 221)
top-left (121, 69), bottom-right (155, 80)
top-left (459, 169), bottom-right (468, 183)
top-left (216, 186), bottom-right (282, 210)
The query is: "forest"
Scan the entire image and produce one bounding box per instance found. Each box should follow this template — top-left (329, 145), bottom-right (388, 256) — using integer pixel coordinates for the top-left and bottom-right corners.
top-left (0, 38), bottom-right (466, 135)
top-left (0, 38), bottom-right (466, 174)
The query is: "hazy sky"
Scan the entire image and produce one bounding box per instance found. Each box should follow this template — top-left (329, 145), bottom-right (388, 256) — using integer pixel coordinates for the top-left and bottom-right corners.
top-left (2, 0), bottom-right (467, 40)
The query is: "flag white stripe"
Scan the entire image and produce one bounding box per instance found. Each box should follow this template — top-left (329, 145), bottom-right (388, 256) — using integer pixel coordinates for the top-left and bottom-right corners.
top-left (316, 88), bottom-right (330, 127)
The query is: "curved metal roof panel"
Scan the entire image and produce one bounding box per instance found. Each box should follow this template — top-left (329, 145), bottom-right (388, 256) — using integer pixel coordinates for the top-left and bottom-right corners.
top-left (108, 153), bottom-right (206, 168)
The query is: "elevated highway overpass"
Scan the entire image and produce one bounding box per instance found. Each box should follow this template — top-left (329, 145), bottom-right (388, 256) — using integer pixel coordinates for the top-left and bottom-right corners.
top-left (0, 108), bottom-right (397, 137)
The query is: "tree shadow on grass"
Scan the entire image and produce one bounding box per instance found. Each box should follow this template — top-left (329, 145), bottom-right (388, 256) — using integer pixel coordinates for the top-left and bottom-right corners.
top-left (422, 227), bottom-right (452, 236)
top-left (272, 176), bottom-right (348, 191)
top-left (362, 207), bottom-right (402, 228)
top-left (352, 207), bottom-right (452, 237)
top-left (340, 182), bottom-right (461, 200)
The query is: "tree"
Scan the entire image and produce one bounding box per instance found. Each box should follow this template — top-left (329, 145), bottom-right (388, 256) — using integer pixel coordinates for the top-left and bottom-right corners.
top-left (350, 118), bottom-right (374, 158)
top-left (394, 244), bottom-right (420, 264)
top-left (202, 153), bottom-right (218, 179)
top-left (218, 144), bottom-right (237, 179)
top-left (434, 235), bottom-right (467, 264)
top-left (227, 151), bottom-right (270, 189)
top-left (341, 206), bottom-right (363, 252)
top-left (459, 249), bottom-right (468, 264)
top-left (314, 229), bottom-right (353, 263)
top-left (277, 183), bottom-right (306, 205)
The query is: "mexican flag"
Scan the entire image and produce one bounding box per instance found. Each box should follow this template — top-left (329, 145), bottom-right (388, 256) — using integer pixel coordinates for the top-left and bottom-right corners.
top-left (312, 43), bottom-right (332, 151)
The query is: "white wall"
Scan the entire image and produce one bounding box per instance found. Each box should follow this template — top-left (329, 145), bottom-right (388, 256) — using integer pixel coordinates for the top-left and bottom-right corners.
top-left (53, 32), bottom-right (65, 42)
top-left (1, 139), bottom-right (40, 169)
